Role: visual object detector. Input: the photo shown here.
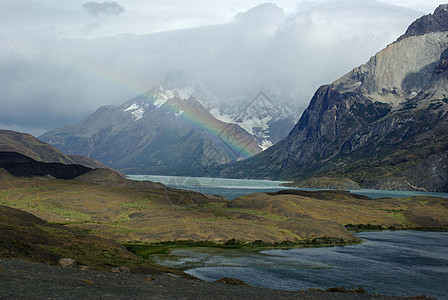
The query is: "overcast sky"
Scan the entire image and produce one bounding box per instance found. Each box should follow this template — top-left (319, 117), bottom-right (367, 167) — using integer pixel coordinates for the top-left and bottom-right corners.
top-left (0, 0), bottom-right (443, 136)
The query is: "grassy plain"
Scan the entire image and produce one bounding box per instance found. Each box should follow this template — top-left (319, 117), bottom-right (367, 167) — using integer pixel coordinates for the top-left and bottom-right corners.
top-left (1, 172), bottom-right (447, 247)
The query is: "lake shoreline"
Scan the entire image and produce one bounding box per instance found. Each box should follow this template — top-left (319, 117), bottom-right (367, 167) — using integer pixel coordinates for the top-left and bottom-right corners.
top-left (127, 174), bottom-right (448, 200)
top-left (123, 237), bottom-right (364, 259)
top-left (151, 231), bottom-right (447, 299)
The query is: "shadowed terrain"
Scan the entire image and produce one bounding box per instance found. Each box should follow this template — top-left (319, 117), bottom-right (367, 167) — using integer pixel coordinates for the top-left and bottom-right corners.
top-left (0, 204), bottom-right (187, 275)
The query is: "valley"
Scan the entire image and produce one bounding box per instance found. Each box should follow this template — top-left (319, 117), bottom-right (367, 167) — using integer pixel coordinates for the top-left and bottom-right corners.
top-left (1, 3), bottom-right (448, 299)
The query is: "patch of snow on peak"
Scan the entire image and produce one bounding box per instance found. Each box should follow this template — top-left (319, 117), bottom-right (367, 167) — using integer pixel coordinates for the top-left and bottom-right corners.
top-left (260, 139), bottom-right (273, 151)
top-left (154, 91), bottom-right (172, 108)
top-left (124, 103), bottom-right (145, 120)
top-left (209, 108), bottom-right (234, 124)
top-left (175, 110), bottom-right (184, 117)
top-left (239, 116), bottom-right (272, 135)
top-left (132, 108), bottom-right (145, 120)
top-left (124, 103), bottom-right (139, 112)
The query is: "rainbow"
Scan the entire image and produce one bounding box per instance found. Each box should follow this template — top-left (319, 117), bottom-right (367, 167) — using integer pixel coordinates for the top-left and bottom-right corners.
top-left (142, 94), bottom-right (261, 159)
top-left (61, 56), bottom-right (261, 159)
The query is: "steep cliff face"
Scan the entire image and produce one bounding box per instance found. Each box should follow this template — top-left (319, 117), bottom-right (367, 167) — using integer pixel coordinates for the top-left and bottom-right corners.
top-left (221, 5), bottom-right (448, 192)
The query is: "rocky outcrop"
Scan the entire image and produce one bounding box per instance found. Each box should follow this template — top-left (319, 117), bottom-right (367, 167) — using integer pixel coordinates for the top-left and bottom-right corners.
top-left (58, 258), bottom-right (77, 268)
top-left (397, 4), bottom-right (448, 41)
top-left (221, 6), bottom-right (448, 192)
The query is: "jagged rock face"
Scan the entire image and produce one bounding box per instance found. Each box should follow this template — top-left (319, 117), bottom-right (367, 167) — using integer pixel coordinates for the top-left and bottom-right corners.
top-left (40, 86), bottom-right (262, 175)
top-left (221, 6), bottom-right (448, 192)
top-left (334, 32), bottom-right (448, 107)
top-left (397, 4), bottom-right (448, 41)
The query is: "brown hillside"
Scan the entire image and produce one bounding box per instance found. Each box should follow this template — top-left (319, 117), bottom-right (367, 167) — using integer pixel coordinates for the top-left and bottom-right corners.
top-left (0, 129), bottom-right (108, 169)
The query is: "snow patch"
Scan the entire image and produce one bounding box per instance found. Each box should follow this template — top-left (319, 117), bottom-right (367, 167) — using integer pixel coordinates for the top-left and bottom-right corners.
top-left (239, 116), bottom-right (272, 135)
top-left (131, 108), bottom-right (145, 120)
top-left (175, 110), bottom-right (184, 117)
top-left (154, 94), bottom-right (169, 108)
top-left (260, 139), bottom-right (273, 151)
top-left (209, 108), bottom-right (234, 124)
top-left (124, 103), bottom-right (139, 111)
top-left (124, 103), bottom-right (145, 120)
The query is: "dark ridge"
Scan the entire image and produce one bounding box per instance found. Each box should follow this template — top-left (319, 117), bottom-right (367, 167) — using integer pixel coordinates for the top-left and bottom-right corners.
top-left (397, 4), bottom-right (448, 41)
top-left (0, 151), bottom-right (92, 179)
top-left (266, 190), bottom-right (372, 200)
top-left (0, 129), bottom-right (111, 170)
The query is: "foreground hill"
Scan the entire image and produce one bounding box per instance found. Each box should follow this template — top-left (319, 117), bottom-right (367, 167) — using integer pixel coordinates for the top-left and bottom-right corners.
top-left (0, 204), bottom-right (186, 274)
top-left (221, 5), bottom-right (448, 192)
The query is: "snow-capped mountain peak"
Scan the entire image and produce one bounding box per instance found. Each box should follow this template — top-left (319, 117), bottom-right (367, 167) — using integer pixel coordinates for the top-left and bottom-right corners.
top-left (125, 73), bottom-right (298, 150)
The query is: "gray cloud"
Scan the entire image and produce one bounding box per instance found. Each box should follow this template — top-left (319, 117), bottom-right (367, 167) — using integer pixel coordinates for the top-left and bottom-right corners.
top-left (80, 22), bottom-right (102, 34)
top-left (82, 1), bottom-right (125, 16)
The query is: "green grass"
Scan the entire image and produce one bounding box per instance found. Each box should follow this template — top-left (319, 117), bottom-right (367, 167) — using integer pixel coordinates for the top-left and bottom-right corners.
top-left (119, 197), bottom-right (156, 210)
top-left (388, 212), bottom-right (412, 227)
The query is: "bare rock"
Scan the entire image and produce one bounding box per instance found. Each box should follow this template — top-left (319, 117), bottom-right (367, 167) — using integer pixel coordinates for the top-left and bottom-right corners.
top-left (58, 258), bottom-right (77, 268)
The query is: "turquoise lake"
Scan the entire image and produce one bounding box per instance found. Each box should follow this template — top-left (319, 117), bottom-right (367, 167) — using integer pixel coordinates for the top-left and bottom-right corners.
top-left (127, 174), bottom-right (448, 200)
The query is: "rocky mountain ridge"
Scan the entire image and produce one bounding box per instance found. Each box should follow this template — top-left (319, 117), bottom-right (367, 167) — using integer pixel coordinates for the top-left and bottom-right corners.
top-left (221, 5), bottom-right (448, 192)
top-left (40, 79), bottom-right (267, 175)
top-left (39, 71), bottom-right (299, 176)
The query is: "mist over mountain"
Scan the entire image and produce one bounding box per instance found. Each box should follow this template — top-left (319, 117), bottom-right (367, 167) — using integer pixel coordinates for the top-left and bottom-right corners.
top-left (0, 1), bottom-right (424, 136)
top-left (39, 68), bottom-right (303, 175)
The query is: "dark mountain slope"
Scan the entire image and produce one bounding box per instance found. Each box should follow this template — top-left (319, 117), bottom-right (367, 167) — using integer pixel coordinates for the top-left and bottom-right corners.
top-left (220, 5), bottom-right (448, 192)
top-left (0, 152), bottom-right (92, 179)
top-left (0, 129), bottom-right (107, 169)
top-left (40, 86), bottom-right (262, 175)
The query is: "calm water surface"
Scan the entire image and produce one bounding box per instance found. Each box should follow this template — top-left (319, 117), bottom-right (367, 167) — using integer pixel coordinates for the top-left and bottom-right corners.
top-left (127, 175), bottom-right (448, 200)
top-left (155, 231), bottom-right (448, 299)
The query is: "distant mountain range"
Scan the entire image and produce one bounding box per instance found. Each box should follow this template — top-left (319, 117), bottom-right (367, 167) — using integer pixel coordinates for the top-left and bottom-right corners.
top-left (38, 5), bottom-right (448, 191)
top-left (40, 74), bottom-right (297, 175)
top-left (220, 5), bottom-right (448, 192)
